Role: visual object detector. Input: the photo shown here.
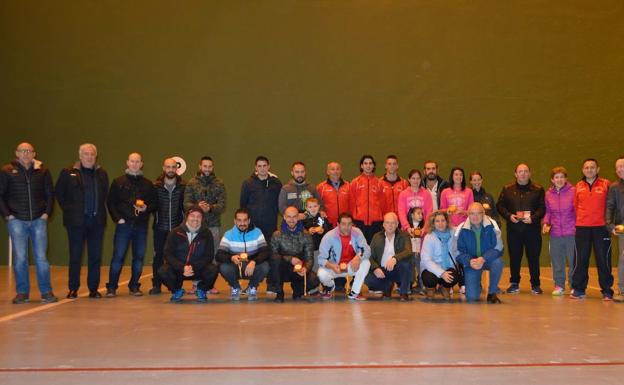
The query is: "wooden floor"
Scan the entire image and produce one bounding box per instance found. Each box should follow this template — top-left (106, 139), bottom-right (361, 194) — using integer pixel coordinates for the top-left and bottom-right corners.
top-left (0, 266), bottom-right (623, 384)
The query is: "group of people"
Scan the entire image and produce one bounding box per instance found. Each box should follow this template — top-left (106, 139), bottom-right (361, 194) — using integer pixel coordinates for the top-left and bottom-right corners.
top-left (2, 142), bottom-right (624, 305)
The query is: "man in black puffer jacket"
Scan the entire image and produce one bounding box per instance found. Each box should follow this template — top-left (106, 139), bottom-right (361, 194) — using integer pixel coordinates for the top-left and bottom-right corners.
top-left (105, 152), bottom-right (157, 297)
top-left (158, 206), bottom-right (218, 303)
top-left (0, 142), bottom-right (57, 304)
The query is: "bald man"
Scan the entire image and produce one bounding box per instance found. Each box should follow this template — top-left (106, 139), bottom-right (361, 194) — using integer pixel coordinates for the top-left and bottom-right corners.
top-left (150, 157), bottom-right (186, 295)
top-left (105, 152), bottom-right (157, 297)
top-left (452, 202), bottom-right (503, 303)
top-left (317, 162), bottom-right (350, 228)
top-left (1, 142), bottom-right (57, 304)
top-left (364, 212), bottom-right (413, 301)
top-left (56, 143), bottom-right (109, 299)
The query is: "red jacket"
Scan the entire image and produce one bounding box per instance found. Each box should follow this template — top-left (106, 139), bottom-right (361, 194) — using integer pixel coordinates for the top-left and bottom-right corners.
top-left (317, 179), bottom-right (350, 228)
top-left (349, 173), bottom-right (385, 225)
top-left (574, 177), bottom-right (610, 227)
top-left (379, 176), bottom-right (409, 216)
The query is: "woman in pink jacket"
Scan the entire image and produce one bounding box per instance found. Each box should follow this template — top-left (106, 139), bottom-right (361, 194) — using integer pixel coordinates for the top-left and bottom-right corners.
top-left (542, 166), bottom-right (576, 296)
top-left (398, 169), bottom-right (433, 234)
top-left (440, 167), bottom-right (474, 228)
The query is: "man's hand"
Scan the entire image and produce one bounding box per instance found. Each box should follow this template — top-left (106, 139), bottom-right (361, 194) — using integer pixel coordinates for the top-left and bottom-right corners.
top-left (373, 268), bottom-right (385, 279)
top-left (327, 262), bottom-right (341, 274)
top-left (40, 213), bottom-right (48, 220)
top-left (296, 266), bottom-right (307, 277)
top-left (350, 255), bottom-right (361, 272)
top-left (510, 214), bottom-right (520, 224)
top-left (470, 256), bottom-right (485, 270)
top-left (291, 257), bottom-right (303, 266)
top-left (6, 215), bottom-right (15, 221)
top-left (183, 264), bottom-right (194, 277)
top-left (199, 201), bottom-right (211, 213)
top-left (244, 260), bottom-right (256, 277)
top-left (231, 254), bottom-right (241, 265)
top-left (385, 256), bottom-right (397, 271)
top-left (118, 218), bottom-right (126, 224)
top-left (297, 213), bottom-right (306, 221)
top-left (522, 216), bottom-right (532, 224)
top-left (134, 204), bottom-right (147, 213)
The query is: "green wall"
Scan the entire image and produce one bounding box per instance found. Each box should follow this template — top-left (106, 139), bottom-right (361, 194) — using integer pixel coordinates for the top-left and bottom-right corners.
top-left (1, 1), bottom-right (622, 266)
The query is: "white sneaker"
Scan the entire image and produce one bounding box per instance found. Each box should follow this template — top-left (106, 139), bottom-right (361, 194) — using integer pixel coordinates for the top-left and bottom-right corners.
top-left (551, 286), bottom-right (564, 296)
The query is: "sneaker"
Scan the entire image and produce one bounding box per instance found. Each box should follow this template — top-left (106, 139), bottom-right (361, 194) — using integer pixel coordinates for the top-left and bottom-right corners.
top-left (603, 292), bottom-right (614, 301)
top-left (88, 290), bottom-right (102, 298)
top-left (247, 287), bottom-right (258, 301)
top-left (209, 287), bottom-right (220, 295)
top-left (41, 292), bottom-right (58, 303)
top-left (369, 290), bottom-right (383, 295)
top-left (274, 292), bottom-right (285, 303)
top-left (348, 291), bottom-right (366, 301)
top-left (506, 284), bottom-right (520, 294)
top-left (12, 293), bottom-right (29, 304)
top-left (570, 290), bottom-right (586, 299)
top-left (441, 287), bottom-right (451, 300)
top-left (459, 285), bottom-right (466, 294)
top-left (106, 288), bottom-right (117, 297)
top-left (487, 294), bottom-right (502, 304)
top-left (196, 289), bottom-right (207, 303)
top-left (231, 287), bottom-right (241, 301)
top-left (531, 286), bottom-right (543, 295)
top-left (129, 288), bottom-right (143, 297)
top-left (307, 287), bottom-right (320, 297)
top-left (551, 286), bottom-right (564, 296)
top-left (66, 290), bottom-right (78, 299)
top-left (148, 287), bottom-right (162, 295)
top-left (320, 287), bottom-right (334, 300)
top-left (613, 292), bottom-right (624, 302)
top-left (170, 288), bottom-right (185, 303)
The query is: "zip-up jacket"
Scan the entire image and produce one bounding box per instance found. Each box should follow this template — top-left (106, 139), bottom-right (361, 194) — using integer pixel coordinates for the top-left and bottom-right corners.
top-left (421, 175), bottom-right (450, 208)
top-left (496, 180), bottom-right (545, 231)
top-left (184, 172), bottom-right (226, 227)
top-left (163, 224), bottom-right (214, 274)
top-left (606, 178), bottom-right (624, 232)
top-left (452, 215), bottom-right (503, 268)
top-left (574, 177), bottom-right (610, 227)
top-left (215, 223), bottom-right (269, 264)
top-left (318, 226), bottom-right (371, 267)
top-left (270, 225), bottom-right (315, 271)
top-left (0, 160), bottom-right (54, 221)
top-left (397, 187), bottom-right (433, 231)
top-left (472, 187), bottom-right (500, 226)
top-left (379, 176), bottom-right (409, 216)
top-left (278, 179), bottom-right (322, 214)
top-left (317, 178), bottom-right (350, 228)
top-left (240, 172), bottom-right (282, 226)
top-left (55, 162), bottom-right (109, 226)
top-left (369, 229), bottom-right (413, 271)
top-left (543, 182), bottom-right (576, 237)
top-left (153, 174), bottom-right (186, 232)
top-left (349, 173), bottom-right (385, 225)
top-left (107, 172), bottom-right (157, 225)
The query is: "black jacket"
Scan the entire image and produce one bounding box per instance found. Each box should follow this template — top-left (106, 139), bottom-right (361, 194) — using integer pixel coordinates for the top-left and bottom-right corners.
top-left (163, 224), bottom-right (214, 274)
top-left (496, 181), bottom-right (545, 231)
top-left (107, 172), bottom-right (157, 225)
top-left (153, 174), bottom-right (186, 232)
top-left (472, 187), bottom-right (501, 226)
top-left (422, 175), bottom-right (449, 208)
top-left (0, 160), bottom-right (54, 221)
top-left (55, 162), bottom-right (109, 226)
top-left (240, 173), bottom-right (282, 226)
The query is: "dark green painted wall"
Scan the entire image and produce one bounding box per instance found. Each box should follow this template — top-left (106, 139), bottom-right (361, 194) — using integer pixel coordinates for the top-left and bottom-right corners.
top-left (1, 1), bottom-right (622, 266)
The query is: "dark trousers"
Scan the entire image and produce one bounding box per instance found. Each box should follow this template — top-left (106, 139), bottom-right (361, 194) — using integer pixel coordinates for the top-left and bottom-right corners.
top-left (354, 220), bottom-right (383, 244)
top-left (421, 268), bottom-right (459, 288)
top-left (276, 259), bottom-right (320, 296)
top-left (158, 264), bottom-right (219, 292)
top-left (152, 228), bottom-right (169, 289)
top-left (220, 261), bottom-right (270, 289)
top-left (66, 215), bottom-right (105, 291)
top-left (106, 222), bottom-right (147, 291)
top-left (365, 259), bottom-right (411, 295)
top-left (507, 225), bottom-right (541, 287)
top-left (572, 226), bottom-right (613, 295)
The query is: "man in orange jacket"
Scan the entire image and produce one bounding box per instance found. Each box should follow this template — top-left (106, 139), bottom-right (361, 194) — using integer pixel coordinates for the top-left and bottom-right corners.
top-left (317, 162), bottom-right (350, 228)
top-left (350, 155), bottom-right (385, 243)
top-left (380, 155), bottom-right (409, 216)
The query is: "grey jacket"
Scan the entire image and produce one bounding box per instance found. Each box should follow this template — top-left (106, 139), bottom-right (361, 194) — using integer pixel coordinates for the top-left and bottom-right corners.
top-left (278, 180), bottom-right (322, 214)
top-left (606, 179), bottom-right (624, 232)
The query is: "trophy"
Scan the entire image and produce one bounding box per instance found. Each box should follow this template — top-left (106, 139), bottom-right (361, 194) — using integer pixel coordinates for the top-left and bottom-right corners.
top-left (294, 263), bottom-right (306, 296)
top-left (447, 204), bottom-right (457, 214)
top-left (238, 252), bottom-right (248, 277)
top-left (615, 225), bottom-right (624, 234)
top-left (482, 203), bottom-right (491, 211)
top-left (134, 199), bottom-right (145, 216)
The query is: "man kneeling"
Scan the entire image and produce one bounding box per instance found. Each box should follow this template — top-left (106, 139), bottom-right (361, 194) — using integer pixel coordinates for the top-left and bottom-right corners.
top-left (158, 206), bottom-right (219, 303)
top-left (453, 202), bottom-right (503, 303)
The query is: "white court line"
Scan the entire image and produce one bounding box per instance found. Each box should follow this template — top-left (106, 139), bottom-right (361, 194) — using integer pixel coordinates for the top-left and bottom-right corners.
top-left (0, 274), bottom-right (153, 324)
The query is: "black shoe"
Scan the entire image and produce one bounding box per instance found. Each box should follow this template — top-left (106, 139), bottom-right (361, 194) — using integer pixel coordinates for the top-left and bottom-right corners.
top-left (148, 287), bottom-right (162, 295)
top-left (292, 294), bottom-right (304, 301)
top-left (531, 286), bottom-right (543, 295)
top-left (129, 288), bottom-right (143, 297)
top-left (487, 294), bottom-right (502, 304)
top-left (66, 290), bottom-right (78, 299)
top-left (106, 288), bottom-right (116, 297)
top-left (400, 294), bottom-right (411, 302)
top-left (274, 292), bottom-right (285, 303)
top-left (89, 290), bottom-right (102, 298)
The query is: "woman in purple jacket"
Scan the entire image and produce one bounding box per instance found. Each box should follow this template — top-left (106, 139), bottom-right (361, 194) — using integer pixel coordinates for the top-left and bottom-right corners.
top-left (542, 166), bottom-right (576, 296)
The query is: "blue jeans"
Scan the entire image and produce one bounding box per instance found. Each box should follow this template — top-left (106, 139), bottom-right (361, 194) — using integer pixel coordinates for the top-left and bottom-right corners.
top-left (106, 222), bottom-right (147, 291)
top-left (7, 218), bottom-right (52, 295)
top-left (219, 261), bottom-right (270, 289)
top-left (464, 257), bottom-right (503, 302)
top-left (365, 259), bottom-right (412, 295)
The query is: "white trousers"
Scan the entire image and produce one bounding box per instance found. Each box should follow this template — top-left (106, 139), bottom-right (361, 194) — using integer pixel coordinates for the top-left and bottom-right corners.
top-left (317, 259), bottom-right (371, 294)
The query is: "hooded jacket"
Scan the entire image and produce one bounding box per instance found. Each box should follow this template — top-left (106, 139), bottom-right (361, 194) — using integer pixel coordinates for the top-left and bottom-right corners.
top-left (240, 172), bottom-right (282, 227)
top-left (163, 223), bottom-right (214, 273)
top-left (184, 171), bottom-right (226, 227)
top-left (215, 223), bottom-right (269, 264)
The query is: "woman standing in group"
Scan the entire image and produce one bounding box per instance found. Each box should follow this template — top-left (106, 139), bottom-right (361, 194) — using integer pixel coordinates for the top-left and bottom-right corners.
top-left (470, 171), bottom-right (500, 226)
top-left (542, 166), bottom-right (576, 296)
top-left (398, 169), bottom-right (433, 234)
top-left (440, 167), bottom-right (474, 228)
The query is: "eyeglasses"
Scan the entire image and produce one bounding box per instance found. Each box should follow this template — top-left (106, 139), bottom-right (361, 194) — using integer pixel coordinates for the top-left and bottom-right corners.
top-left (16, 149), bottom-right (34, 154)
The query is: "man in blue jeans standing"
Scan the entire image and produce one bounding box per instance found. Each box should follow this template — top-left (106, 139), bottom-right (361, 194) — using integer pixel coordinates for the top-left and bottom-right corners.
top-left (453, 202), bottom-right (503, 303)
top-left (105, 152), bottom-right (157, 297)
top-left (0, 142), bottom-right (57, 304)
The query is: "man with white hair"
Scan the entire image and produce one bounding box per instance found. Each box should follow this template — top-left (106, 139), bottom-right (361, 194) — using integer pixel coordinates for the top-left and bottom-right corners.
top-left (56, 143), bottom-right (109, 299)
